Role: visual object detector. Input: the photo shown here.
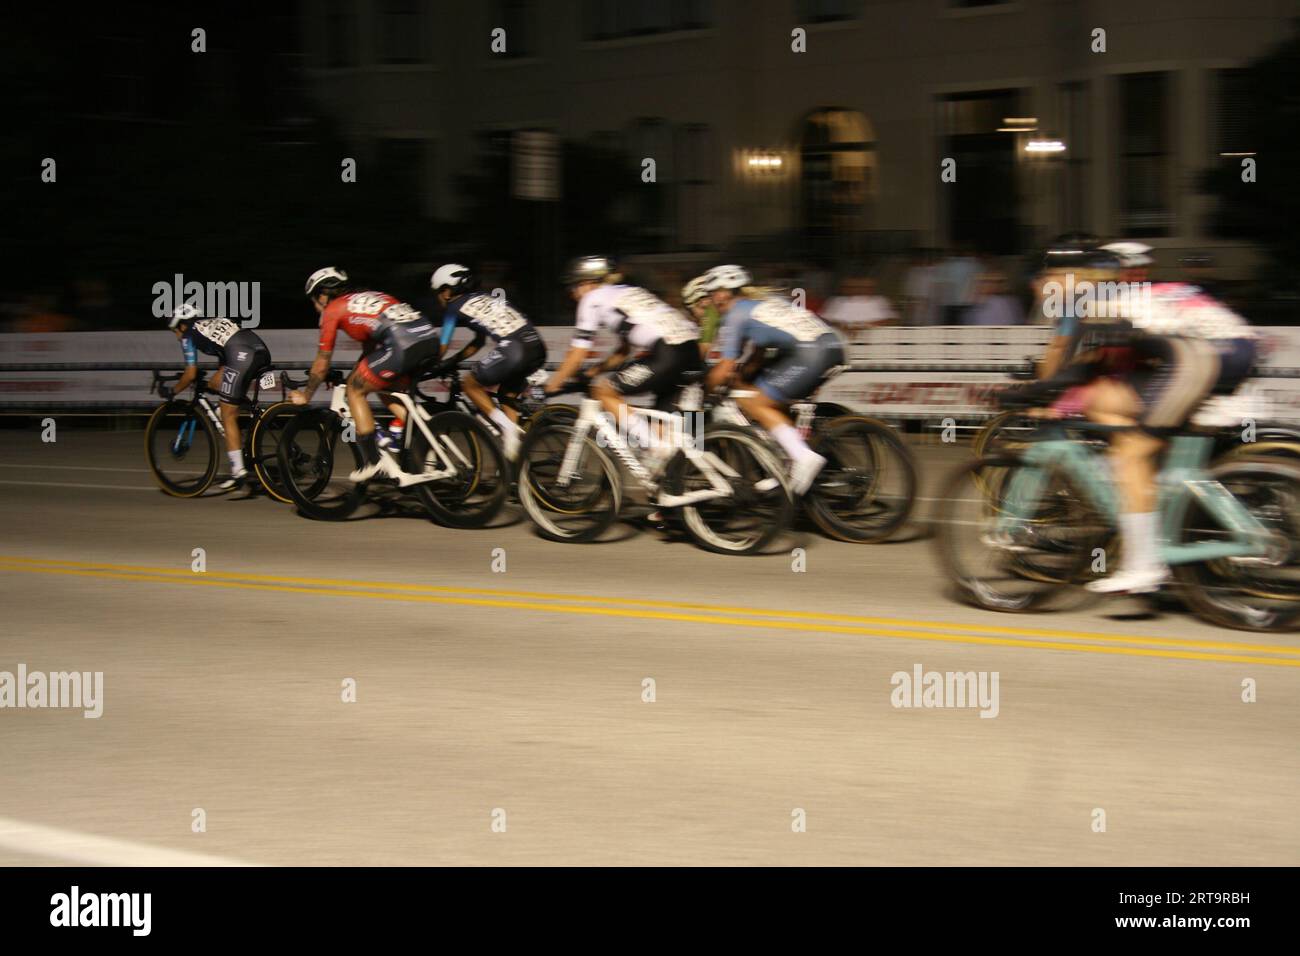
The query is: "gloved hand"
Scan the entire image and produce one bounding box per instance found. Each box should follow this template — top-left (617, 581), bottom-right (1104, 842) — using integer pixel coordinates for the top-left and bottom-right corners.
top-left (157, 384), bottom-right (173, 399)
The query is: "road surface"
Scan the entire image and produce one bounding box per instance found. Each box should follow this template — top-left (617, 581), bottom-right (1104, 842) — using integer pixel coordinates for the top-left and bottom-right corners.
top-left (0, 426), bottom-right (1296, 865)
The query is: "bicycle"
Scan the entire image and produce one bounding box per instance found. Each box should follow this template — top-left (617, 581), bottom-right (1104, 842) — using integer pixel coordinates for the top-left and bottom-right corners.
top-left (275, 364), bottom-right (508, 527)
top-left (144, 369), bottom-right (300, 501)
top-left (517, 381), bottom-right (794, 554)
top-left (711, 393), bottom-right (916, 542)
top-left (935, 417), bottom-right (1300, 631)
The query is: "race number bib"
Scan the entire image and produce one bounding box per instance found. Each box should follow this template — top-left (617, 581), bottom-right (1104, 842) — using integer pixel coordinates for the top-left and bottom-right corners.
top-left (195, 318), bottom-right (240, 346)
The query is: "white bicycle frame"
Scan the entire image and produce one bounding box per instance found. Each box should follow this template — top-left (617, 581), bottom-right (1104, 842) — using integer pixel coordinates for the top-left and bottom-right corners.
top-left (327, 382), bottom-right (467, 486)
top-left (557, 398), bottom-right (753, 509)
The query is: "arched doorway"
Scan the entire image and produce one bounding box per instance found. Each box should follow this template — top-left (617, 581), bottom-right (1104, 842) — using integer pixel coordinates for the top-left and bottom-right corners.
top-left (799, 108), bottom-right (876, 260)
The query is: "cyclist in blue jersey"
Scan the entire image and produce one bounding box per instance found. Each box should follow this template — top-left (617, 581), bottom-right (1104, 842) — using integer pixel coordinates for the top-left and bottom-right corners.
top-left (166, 303), bottom-right (271, 492)
top-left (431, 263), bottom-right (547, 460)
top-left (700, 265), bottom-right (846, 495)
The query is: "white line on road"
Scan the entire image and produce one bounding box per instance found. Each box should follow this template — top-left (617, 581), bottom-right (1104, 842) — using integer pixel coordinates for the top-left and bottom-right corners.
top-left (0, 479), bottom-right (157, 492)
top-left (0, 815), bottom-right (256, 866)
top-left (0, 463), bottom-right (150, 474)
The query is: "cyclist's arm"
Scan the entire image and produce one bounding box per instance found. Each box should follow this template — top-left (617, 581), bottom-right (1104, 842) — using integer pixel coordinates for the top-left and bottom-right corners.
top-left (591, 344), bottom-right (629, 374)
top-left (299, 348), bottom-right (333, 400)
top-left (174, 335), bottom-right (199, 392)
top-left (705, 358), bottom-right (737, 391)
top-left (706, 311), bottom-right (746, 390)
top-left (547, 310), bottom-right (601, 392)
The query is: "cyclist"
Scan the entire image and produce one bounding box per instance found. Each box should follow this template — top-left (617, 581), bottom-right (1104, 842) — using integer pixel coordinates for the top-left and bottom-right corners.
top-left (701, 264), bottom-right (846, 495)
top-left (546, 256), bottom-right (703, 461)
top-left (1002, 251), bottom-right (1257, 594)
top-left (681, 275), bottom-right (721, 358)
top-left (166, 302), bottom-right (272, 492)
top-left (289, 267), bottom-right (442, 483)
top-left (430, 263), bottom-right (547, 461)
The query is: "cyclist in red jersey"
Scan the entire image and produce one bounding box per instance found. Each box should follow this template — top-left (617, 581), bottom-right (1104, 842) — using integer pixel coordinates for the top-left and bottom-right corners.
top-left (289, 267), bottom-right (440, 482)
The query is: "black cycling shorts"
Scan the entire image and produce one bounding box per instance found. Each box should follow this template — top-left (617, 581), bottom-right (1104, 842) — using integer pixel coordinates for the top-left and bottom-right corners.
top-left (472, 329), bottom-right (547, 394)
top-left (356, 321), bottom-right (441, 389)
top-left (754, 335), bottom-right (846, 404)
top-left (610, 339), bottom-right (705, 410)
top-left (217, 331), bottom-right (272, 405)
top-left (1129, 336), bottom-right (1220, 430)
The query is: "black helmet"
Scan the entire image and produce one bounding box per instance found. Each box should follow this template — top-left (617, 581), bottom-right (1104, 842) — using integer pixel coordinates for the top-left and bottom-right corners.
top-left (562, 255), bottom-right (617, 286)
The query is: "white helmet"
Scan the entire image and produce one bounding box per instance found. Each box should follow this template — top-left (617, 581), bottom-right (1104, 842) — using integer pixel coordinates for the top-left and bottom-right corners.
top-left (702, 264), bottom-right (752, 292)
top-left (431, 263), bottom-right (475, 293)
top-left (1099, 242), bottom-right (1154, 268)
top-left (681, 275), bottom-right (710, 306)
top-left (167, 302), bottom-right (202, 330)
top-left (305, 266), bottom-right (348, 297)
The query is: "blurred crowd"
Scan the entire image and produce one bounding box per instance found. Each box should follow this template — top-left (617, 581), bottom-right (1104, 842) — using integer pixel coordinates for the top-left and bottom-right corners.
top-left (0, 249), bottom-right (1239, 335)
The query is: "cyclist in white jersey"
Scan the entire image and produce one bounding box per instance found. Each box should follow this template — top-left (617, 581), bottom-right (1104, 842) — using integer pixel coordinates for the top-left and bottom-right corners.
top-left (546, 256), bottom-right (703, 455)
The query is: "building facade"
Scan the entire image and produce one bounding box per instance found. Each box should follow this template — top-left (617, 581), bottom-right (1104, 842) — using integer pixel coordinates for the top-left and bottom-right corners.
top-left (298, 0), bottom-right (1295, 274)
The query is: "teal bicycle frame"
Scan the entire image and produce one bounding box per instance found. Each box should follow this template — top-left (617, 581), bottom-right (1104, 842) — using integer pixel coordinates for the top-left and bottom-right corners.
top-left (998, 425), bottom-right (1274, 566)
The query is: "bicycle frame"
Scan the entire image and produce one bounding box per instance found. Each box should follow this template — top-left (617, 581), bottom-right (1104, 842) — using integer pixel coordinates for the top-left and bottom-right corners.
top-left (556, 398), bottom-right (744, 509)
top-left (324, 383), bottom-right (463, 485)
top-left (1000, 428), bottom-right (1274, 566)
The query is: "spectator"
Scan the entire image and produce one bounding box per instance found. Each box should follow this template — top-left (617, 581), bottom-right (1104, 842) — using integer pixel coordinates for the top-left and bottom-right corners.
top-left (964, 272), bottom-right (1025, 326)
top-left (937, 245), bottom-right (979, 324)
top-left (901, 247), bottom-right (941, 326)
top-left (821, 276), bottom-right (898, 333)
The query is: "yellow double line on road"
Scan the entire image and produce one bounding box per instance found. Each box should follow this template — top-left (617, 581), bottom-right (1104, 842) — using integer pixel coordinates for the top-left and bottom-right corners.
top-left (1, 554), bottom-right (1298, 667)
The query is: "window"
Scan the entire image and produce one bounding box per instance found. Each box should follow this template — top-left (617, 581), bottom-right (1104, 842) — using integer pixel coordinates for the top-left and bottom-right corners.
top-left (378, 0), bottom-right (424, 64)
top-left (677, 124), bottom-right (714, 250)
top-left (1212, 68), bottom-right (1252, 155)
top-left (496, 0), bottom-right (536, 58)
top-left (1118, 72), bottom-right (1171, 236)
top-left (581, 1), bottom-right (711, 41)
top-left (325, 0), bottom-right (358, 68)
top-left (1059, 82), bottom-right (1090, 232)
top-left (796, 0), bottom-right (862, 23)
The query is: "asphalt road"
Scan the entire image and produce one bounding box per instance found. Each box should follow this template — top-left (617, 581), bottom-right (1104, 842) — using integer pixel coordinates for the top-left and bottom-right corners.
top-left (1, 425), bottom-right (1296, 865)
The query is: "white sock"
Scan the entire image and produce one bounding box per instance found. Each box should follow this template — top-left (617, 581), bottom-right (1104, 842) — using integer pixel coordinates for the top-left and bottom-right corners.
top-left (489, 408), bottom-right (519, 434)
top-left (1119, 511), bottom-right (1161, 572)
top-left (772, 423), bottom-right (814, 462)
top-left (227, 449), bottom-right (246, 476)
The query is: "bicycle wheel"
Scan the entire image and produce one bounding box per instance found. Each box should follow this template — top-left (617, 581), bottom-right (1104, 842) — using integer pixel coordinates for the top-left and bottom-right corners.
top-left (406, 410), bottom-right (509, 528)
top-left (805, 415), bottom-right (916, 542)
top-left (248, 400), bottom-right (300, 503)
top-left (145, 400), bottom-right (220, 497)
top-left (517, 423), bottom-right (621, 542)
top-left (525, 403), bottom-right (578, 433)
top-left (1173, 458), bottom-right (1300, 631)
top-left (669, 424), bottom-right (794, 555)
top-left (934, 455), bottom-right (1108, 612)
top-left (277, 409), bottom-right (365, 520)
top-left (972, 410), bottom-right (1037, 459)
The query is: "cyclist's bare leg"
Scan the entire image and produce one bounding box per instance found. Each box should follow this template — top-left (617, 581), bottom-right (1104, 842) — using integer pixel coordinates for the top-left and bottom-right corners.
top-left (1085, 378), bottom-right (1159, 513)
top-left (462, 372), bottom-right (498, 419)
top-left (218, 400), bottom-right (242, 453)
top-left (1084, 377), bottom-right (1167, 587)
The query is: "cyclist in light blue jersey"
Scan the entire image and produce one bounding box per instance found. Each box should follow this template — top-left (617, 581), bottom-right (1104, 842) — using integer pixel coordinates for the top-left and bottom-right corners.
top-left (700, 265), bottom-right (846, 495)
